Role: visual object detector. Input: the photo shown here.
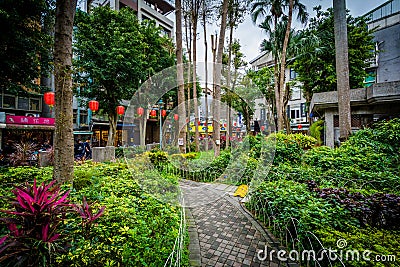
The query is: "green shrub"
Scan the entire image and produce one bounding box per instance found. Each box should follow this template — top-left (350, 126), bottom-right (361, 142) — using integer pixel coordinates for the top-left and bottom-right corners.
top-left (310, 119), bottom-right (324, 145)
top-left (56, 163), bottom-right (185, 266)
top-left (247, 180), bottom-right (357, 243)
top-left (115, 147), bottom-right (124, 158)
top-left (0, 162), bottom-right (187, 267)
top-left (147, 149), bottom-right (168, 166)
top-left (315, 226), bottom-right (400, 267)
top-left (73, 167), bottom-right (97, 190)
top-left (268, 133), bottom-right (303, 164)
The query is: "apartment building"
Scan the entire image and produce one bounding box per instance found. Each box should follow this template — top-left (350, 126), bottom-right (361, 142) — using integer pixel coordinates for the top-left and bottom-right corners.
top-left (86, 0), bottom-right (174, 37)
top-left (249, 52), bottom-right (308, 132)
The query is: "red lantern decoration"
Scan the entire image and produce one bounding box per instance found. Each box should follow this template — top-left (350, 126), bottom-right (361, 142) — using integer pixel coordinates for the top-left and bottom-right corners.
top-left (88, 100), bottom-right (99, 112)
top-left (298, 124), bottom-right (303, 129)
top-left (150, 110), bottom-right (157, 117)
top-left (161, 109), bottom-right (167, 117)
top-left (174, 114), bottom-right (179, 121)
top-left (44, 92), bottom-right (55, 108)
top-left (116, 105), bottom-right (125, 115)
top-left (137, 107), bottom-right (144, 116)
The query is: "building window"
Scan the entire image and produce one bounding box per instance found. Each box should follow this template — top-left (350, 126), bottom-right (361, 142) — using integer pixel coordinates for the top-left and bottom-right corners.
top-left (3, 95), bottom-right (16, 109)
top-left (29, 98), bottom-right (40, 111)
top-left (289, 68), bottom-right (297, 80)
top-left (364, 70), bottom-right (376, 87)
top-left (18, 97), bottom-right (29, 110)
top-left (290, 109), bottom-right (300, 119)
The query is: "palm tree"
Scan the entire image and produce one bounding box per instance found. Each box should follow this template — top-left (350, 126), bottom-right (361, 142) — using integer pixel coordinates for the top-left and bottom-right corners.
top-left (250, 0), bottom-right (307, 131)
top-left (333, 0), bottom-right (351, 142)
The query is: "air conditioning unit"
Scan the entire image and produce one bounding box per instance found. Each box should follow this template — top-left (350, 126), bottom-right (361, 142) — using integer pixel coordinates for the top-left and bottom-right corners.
top-left (25, 113), bottom-right (40, 117)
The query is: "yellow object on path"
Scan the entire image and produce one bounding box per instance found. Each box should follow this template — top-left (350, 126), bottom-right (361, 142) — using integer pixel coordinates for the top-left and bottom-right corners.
top-left (233, 184), bottom-right (248, 198)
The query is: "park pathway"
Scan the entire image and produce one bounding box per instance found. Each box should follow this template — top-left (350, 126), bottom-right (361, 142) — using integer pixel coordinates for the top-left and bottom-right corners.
top-left (180, 180), bottom-right (297, 267)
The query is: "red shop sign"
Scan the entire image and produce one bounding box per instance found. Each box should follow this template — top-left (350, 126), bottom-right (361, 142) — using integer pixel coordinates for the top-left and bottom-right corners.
top-left (6, 115), bottom-right (55, 125)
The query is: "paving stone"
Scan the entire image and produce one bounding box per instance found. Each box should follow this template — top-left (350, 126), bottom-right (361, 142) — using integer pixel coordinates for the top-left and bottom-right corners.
top-left (181, 180), bottom-right (297, 267)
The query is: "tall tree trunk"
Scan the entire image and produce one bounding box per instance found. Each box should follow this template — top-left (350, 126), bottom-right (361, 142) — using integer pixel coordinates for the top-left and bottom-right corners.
top-left (211, 34), bottom-right (217, 151)
top-left (278, 0), bottom-right (293, 133)
top-left (333, 0), bottom-right (351, 142)
top-left (226, 25), bottom-right (234, 148)
top-left (176, 0), bottom-right (187, 152)
top-left (202, 10), bottom-right (209, 151)
top-left (53, 0), bottom-right (77, 183)
top-left (184, 7), bottom-right (192, 151)
top-left (213, 0), bottom-right (229, 156)
top-left (107, 113), bottom-right (117, 146)
top-left (192, 12), bottom-right (200, 152)
top-left (272, 14), bottom-right (282, 132)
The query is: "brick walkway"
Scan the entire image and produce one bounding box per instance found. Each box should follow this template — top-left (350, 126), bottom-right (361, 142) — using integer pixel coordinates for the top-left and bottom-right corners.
top-left (180, 180), bottom-right (297, 267)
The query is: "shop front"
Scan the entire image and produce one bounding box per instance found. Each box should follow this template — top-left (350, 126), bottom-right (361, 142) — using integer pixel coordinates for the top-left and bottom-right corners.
top-left (1, 115), bottom-right (55, 161)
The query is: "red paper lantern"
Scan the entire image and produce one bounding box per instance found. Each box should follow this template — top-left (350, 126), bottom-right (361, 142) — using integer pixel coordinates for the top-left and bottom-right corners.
top-left (298, 124), bottom-right (303, 129)
top-left (150, 110), bottom-right (156, 117)
top-left (174, 114), bottom-right (179, 121)
top-left (116, 105), bottom-right (125, 115)
top-left (137, 107), bottom-right (144, 116)
top-left (88, 100), bottom-right (99, 112)
top-left (44, 92), bottom-right (55, 108)
top-left (161, 109), bottom-right (167, 117)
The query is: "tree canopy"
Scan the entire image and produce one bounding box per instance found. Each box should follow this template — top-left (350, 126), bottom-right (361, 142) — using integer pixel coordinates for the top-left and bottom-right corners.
top-left (292, 6), bottom-right (375, 102)
top-left (0, 0), bottom-right (54, 93)
top-left (73, 6), bottom-right (175, 145)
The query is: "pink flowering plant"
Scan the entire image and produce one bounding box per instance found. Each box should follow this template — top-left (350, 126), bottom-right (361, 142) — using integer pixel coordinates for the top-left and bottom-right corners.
top-left (0, 179), bottom-right (105, 266)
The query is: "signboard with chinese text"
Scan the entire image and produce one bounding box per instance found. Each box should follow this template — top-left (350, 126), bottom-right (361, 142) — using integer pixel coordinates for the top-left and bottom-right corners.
top-left (6, 115), bottom-right (55, 125)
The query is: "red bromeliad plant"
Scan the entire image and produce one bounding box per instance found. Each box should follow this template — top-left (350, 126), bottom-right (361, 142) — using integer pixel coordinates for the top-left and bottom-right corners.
top-left (73, 196), bottom-right (105, 238)
top-left (0, 179), bottom-right (106, 266)
top-left (0, 180), bottom-right (71, 266)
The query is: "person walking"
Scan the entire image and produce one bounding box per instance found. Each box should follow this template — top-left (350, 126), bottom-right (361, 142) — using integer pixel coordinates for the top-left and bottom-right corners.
top-left (83, 139), bottom-right (92, 160)
top-left (74, 139), bottom-right (85, 160)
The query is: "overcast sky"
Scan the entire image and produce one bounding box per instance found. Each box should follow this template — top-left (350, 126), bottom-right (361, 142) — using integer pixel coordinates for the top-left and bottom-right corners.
top-left (175, 0), bottom-right (389, 64)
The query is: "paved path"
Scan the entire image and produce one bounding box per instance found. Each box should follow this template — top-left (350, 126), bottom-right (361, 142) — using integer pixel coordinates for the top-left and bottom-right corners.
top-left (180, 180), bottom-right (297, 267)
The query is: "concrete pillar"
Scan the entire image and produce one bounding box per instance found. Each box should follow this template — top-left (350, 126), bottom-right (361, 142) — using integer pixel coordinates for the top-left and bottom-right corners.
top-left (92, 147), bottom-right (105, 162)
top-left (92, 146), bottom-right (115, 162)
top-left (38, 151), bottom-right (52, 167)
top-left (325, 110), bottom-right (335, 148)
top-left (110, 0), bottom-right (119, 10)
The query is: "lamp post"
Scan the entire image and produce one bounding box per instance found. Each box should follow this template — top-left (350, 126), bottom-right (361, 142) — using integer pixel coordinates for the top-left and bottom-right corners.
top-left (158, 99), bottom-right (164, 149)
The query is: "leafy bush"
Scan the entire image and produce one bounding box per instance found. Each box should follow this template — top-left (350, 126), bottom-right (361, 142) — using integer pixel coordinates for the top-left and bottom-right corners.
top-left (57, 162), bottom-right (186, 266)
top-left (147, 149), bottom-right (168, 166)
top-left (247, 180), bottom-right (357, 243)
top-left (115, 147), bottom-right (124, 158)
top-left (315, 226), bottom-right (400, 267)
top-left (308, 182), bottom-right (400, 230)
top-left (267, 133), bottom-right (304, 164)
top-left (310, 119), bottom-right (324, 145)
top-left (0, 163), bottom-right (187, 267)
